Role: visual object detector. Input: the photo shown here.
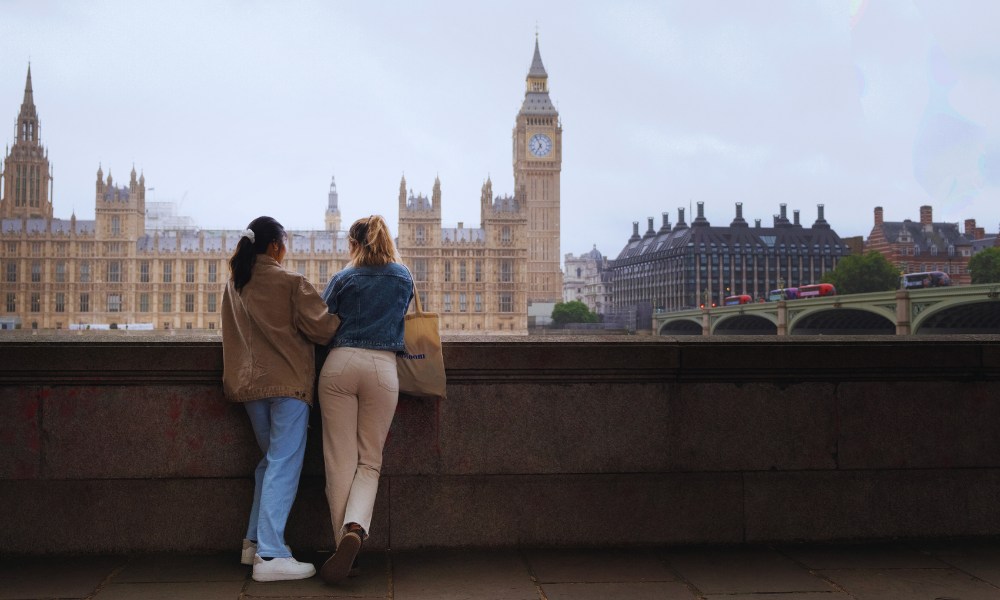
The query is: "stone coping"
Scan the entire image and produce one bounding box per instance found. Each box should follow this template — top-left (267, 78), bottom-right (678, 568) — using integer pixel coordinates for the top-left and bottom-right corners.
top-left (1, 332), bottom-right (999, 385)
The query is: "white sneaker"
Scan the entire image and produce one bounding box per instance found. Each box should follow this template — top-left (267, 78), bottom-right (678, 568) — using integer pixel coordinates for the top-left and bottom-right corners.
top-left (252, 553), bottom-right (316, 582)
top-left (241, 539), bottom-right (256, 566)
top-left (241, 539), bottom-right (293, 566)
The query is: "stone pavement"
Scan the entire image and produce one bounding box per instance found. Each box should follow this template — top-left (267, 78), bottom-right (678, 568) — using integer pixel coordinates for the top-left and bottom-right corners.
top-left (3, 541), bottom-right (1000, 599)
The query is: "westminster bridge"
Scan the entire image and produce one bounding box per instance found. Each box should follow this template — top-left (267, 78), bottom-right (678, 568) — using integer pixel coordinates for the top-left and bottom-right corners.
top-left (655, 283), bottom-right (1000, 335)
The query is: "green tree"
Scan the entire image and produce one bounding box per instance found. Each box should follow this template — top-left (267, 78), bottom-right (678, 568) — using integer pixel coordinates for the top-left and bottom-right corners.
top-left (820, 251), bottom-right (900, 295)
top-left (551, 300), bottom-right (598, 325)
top-left (969, 247), bottom-right (1000, 284)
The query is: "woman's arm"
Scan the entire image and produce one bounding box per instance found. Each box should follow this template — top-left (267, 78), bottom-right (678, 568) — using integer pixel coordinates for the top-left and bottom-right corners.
top-left (293, 276), bottom-right (341, 345)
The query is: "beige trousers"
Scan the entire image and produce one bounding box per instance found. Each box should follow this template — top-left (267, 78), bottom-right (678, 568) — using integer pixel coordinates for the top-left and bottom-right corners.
top-left (318, 346), bottom-right (398, 546)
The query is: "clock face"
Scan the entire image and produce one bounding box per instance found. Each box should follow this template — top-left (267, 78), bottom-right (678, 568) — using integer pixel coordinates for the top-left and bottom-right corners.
top-left (528, 133), bottom-right (553, 157)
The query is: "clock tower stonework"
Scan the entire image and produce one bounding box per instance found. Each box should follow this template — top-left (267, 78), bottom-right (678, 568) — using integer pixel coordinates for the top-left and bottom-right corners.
top-left (513, 37), bottom-right (562, 304)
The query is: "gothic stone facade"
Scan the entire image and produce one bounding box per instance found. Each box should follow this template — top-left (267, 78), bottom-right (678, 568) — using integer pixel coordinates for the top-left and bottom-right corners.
top-left (395, 37), bottom-right (562, 333)
top-left (397, 176), bottom-right (528, 334)
top-left (1, 67), bottom-right (350, 331)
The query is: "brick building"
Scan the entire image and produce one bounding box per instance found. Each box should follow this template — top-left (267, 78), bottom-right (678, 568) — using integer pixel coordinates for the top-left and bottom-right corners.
top-left (865, 206), bottom-right (974, 284)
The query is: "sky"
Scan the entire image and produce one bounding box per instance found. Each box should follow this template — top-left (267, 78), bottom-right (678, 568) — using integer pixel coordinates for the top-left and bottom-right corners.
top-left (2, 0), bottom-right (999, 266)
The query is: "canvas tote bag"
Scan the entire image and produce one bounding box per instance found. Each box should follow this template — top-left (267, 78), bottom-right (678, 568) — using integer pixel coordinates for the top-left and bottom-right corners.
top-left (396, 285), bottom-right (447, 398)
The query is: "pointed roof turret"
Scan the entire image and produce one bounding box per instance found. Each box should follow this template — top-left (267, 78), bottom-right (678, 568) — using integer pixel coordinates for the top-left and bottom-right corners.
top-left (521, 35), bottom-right (557, 115)
top-left (529, 36), bottom-right (548, 79)
top-left (21, 64), bottom-right (35, 113)
top-left (327, 174), bottom-right (339, 213)
top-left (15, 64), bottom-right (40, 145)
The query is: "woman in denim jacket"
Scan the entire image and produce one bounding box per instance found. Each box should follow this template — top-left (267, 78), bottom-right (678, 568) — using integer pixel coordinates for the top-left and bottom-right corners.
top-left (221, 216), bottom-right (341, 582)
top-left (318, 215), bottom-right (412, 584)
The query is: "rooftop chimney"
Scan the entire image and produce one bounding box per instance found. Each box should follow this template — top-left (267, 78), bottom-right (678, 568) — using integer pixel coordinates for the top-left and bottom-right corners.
top-left (775, 203), bottom-right (791, 227)
top-left (793, 210), bottom-right (800, 226)
top-left (674, 207), bottom-right (688, 230)
top-left (692, 201), bottom-right (710, 226)
top-left (965, 219), bottom-right (977, 236)
top-left (731, 202), bottom-right (748, 227)
top-left (813, 204), bottom-right (830, 229)
top-left (643, 217), bottom-right (656, 239)
top-left (875, 206), bottom-right (884, 227)
top-left (755, 219), bottom-right (761, 228)
top-left (659, 212), bottom-right (671, 234)
top-left (629, 221), bottom-right (640, 242)
top-left (920, 204), bottom-right (934, 230)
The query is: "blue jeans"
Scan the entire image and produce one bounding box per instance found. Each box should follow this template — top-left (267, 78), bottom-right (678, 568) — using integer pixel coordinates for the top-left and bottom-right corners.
top-left (244, 397), bottom-right (309, 558)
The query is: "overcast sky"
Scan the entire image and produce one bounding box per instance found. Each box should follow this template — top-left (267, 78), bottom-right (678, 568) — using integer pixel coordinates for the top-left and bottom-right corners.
top-left (2, 0), bottom-right (999, 264)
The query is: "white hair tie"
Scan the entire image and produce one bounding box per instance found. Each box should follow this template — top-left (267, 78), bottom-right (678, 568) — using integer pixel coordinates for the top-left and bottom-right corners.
top-left (241, 229), bottom-right (255, 243)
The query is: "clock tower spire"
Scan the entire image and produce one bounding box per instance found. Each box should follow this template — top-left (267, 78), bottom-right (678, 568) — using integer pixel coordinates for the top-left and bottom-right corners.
top-left (325, 174), bottom-right (341, 231)
top-left (513, 35), bottom-right (562, 304)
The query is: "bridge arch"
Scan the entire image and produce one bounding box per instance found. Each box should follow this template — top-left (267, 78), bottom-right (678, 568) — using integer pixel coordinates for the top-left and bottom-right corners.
top-left (712, 314), bottom-right (778, 335)
top-left (789, 306), bottom-right (895, 335)
top-left (912, 298), bottom-right (1000, 334)
top-left (658, 317), bottom-right (702, 336)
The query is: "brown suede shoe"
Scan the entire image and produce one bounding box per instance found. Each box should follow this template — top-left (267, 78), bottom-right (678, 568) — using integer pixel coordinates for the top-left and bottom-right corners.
top-left (321, 531), bottom-right (362, 584)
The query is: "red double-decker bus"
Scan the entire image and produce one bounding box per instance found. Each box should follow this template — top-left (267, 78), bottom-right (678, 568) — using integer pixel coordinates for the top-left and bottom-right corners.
top-left (798, 283), bottom-right (836, 298)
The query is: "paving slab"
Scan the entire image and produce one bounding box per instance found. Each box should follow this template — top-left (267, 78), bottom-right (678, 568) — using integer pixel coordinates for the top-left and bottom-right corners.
top-left (917, 540), bottom-right (1000, 587)
top-left (524, 549), bottom-right (676, 583)
top-left (244, 551), bottom-right (389, 598)
top-left (820, 568), bottom-right (1000, 600)
top-left (391, 550), bottom-right (537, 600)
top-left (0, 556), bottom-right (124, 600)
top-left (113, 553), bottom-right (247, 582)
top-left (92, 581), bottom-right (245, 600)
top-left (713, 594), bottom-right (852, 600)
top-left (665, 547), bottom-right (835, 595)
top-left (778, 543), bottom-right (949, 570)
top-left (540, 581), bottom-right (696, 600)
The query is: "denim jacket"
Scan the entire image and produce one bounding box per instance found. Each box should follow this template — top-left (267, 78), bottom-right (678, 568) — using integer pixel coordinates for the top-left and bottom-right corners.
top-left (322, 262), bottom-right (413, 351)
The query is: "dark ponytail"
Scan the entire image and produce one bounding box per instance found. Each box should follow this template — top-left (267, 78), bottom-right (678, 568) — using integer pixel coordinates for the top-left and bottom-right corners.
top-left (229, 216), bottom-right (286, 292)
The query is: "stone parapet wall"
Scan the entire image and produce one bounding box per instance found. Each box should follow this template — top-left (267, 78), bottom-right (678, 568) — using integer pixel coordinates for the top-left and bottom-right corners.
top-left (1, 333), bottom-right (999, 555)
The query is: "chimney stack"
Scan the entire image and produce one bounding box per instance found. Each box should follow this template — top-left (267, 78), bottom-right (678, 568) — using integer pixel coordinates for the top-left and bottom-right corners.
top-left (793, 210), bottom-right (800, 226)
top-left (675, 207), bottom-right (687, 228)
top-left (644, 217), bottom-right (656, 238)
top-left (965, 219), bottom-right (977, 236)
top-left (629, 221), bottom-right (640, 242)
top-left (920, 205), bottom-right (933, 228)
top-left (875, 206), bottom-right (884, 227)
top-left (731, 202), bottom-right (748, 227)
top-left (813, 204), bottom-right (830, 229)
top-left (659, 212), bottom-right (671, 234)
top-left (692, 201), bottom-right (709, 225)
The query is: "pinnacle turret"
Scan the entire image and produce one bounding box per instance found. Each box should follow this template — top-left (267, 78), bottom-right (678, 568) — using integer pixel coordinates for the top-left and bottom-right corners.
top-left (528, 37), bottom-right (548, 79)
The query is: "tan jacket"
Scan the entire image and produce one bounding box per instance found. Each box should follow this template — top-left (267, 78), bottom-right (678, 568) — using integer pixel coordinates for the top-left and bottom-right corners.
top-left (221, 256), bottom-right (340, 405)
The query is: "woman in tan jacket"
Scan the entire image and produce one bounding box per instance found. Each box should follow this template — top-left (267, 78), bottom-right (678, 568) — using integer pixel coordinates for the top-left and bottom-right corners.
top-left (221, 216), bottom-right (340, 582)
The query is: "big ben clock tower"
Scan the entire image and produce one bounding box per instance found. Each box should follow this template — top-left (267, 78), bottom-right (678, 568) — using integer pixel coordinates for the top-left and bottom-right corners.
top-left (513, 36), bottom-right (562, 304)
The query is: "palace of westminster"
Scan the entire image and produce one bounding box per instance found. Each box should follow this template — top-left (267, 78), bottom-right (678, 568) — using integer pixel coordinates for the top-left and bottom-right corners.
top-left (0, 41), bottom-right (563, 333)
